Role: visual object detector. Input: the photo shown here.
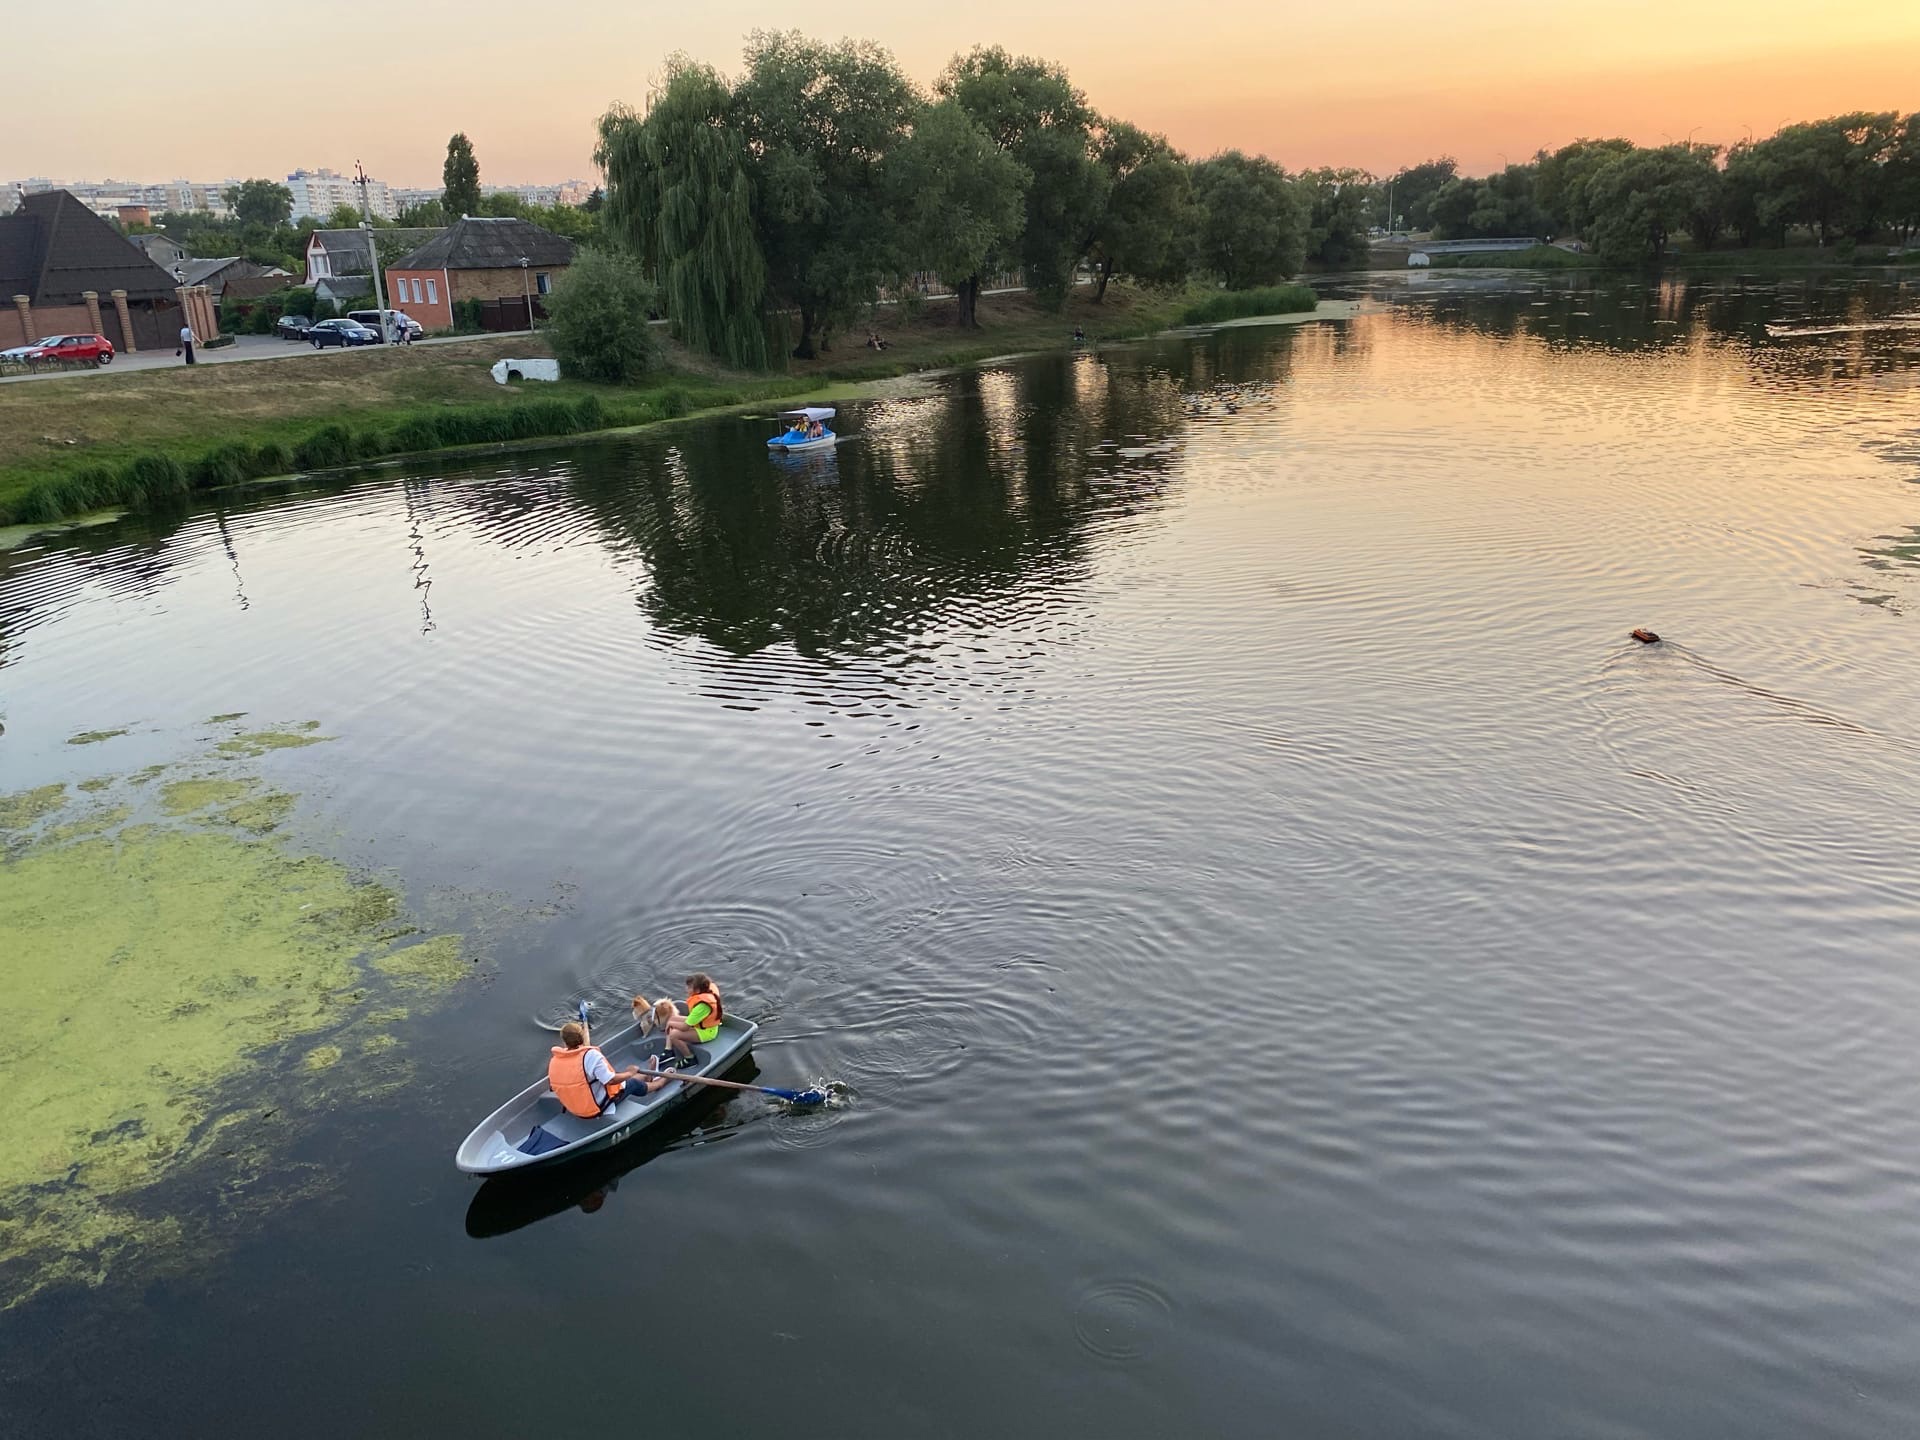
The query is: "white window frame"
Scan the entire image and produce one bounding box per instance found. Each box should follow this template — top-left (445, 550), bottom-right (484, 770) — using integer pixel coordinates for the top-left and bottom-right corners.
top-left (425, 278), bottom-right (437, 304)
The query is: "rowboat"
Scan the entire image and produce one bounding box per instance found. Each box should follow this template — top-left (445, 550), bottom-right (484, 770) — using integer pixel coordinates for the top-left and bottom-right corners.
top-left (768, 405), bottom-right (837, 453)
top-left (454, 1014), bottom-right (758, 1176)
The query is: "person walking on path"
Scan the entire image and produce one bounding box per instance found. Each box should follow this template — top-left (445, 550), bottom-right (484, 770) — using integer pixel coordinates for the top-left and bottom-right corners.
top-left (178, 323), bottom-right (197, 365)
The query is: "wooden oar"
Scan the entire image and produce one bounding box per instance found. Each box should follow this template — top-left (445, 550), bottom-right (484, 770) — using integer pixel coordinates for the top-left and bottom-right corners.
top-left (645, 1066), bottom-right (829, 1106)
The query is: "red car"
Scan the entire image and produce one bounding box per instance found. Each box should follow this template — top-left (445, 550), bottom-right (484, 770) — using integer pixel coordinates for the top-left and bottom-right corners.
top-left (28, 333), bottom-right (115, 367)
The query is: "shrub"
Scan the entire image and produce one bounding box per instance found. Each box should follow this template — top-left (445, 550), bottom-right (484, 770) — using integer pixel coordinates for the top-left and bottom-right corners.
top-left (252, 440), bottom-right (292, 475)
top-left (1178, 285), bottom-right (1319, 325)
top-left (115, 454), bottom-right (190, 504)
top-left (193, 443), bottom-right (254, 489)
top-left (202, 334), bottom-right (236, 349)
top-left (452, 298), bottom-right (485, 333)
top-left (572, 395), bottom-right (606, 431)
top-left (542, 247), bottom-right (663, 384)
top-left (293, 425), bottom-right (355, 470)
top-left (388, 415), bottom-right (442, 453)
top-left (658, 386), bottom-right (692, 418)
top-left (17, 466), bottom-right (118, 522)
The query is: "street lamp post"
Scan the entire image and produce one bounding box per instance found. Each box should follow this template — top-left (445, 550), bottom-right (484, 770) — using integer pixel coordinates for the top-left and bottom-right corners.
top-left (518, 257), bottom-right (532, 333)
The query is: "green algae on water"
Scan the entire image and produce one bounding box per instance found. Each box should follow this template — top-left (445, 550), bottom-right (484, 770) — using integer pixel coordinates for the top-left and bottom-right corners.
top-left (0, 784), bottom-right (67, 831)
top-left (67, 728), bottom-right (130, 746)
top-left (0, 733), bottom-right (499, 1311)
top-left (223, 791), bottom-right (296, 834)
top-left (216, 725), bottom-right (332, 758)
top-left (78, 777), bottom-right (114, 794)
top-left (161, 777), bottom-right (257, 815)
top-left (207, 712), bottom-right (247, 723)
top-left (374, 933), bottom-right (469, 988)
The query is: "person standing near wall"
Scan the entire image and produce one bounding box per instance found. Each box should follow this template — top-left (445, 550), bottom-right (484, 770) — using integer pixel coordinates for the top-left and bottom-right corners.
top-left (178, 323), bottom-right (197, 365)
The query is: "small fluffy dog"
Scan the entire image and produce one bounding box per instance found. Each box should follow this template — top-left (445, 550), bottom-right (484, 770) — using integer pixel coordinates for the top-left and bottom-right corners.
top-left (633, 996), bottom-right (679, 1039)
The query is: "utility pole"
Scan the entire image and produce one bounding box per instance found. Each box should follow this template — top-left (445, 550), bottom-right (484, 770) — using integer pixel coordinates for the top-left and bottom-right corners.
top-left (518, 256), bottom-right (533, 334)
top-left (355, 159), bottom-right (392, 345)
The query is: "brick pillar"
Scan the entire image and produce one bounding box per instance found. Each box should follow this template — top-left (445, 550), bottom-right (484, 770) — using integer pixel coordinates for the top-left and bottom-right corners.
top-left (111, 289), bottom-right (137, 352)
top-left (9, 294), bottom-right (29, 345)
top-left (82, 290), bottom-right (103, 334)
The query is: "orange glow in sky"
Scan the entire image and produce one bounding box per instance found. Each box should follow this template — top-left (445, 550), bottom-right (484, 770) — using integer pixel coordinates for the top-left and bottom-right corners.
top-left (3, 1), bottom-right (1916, 184)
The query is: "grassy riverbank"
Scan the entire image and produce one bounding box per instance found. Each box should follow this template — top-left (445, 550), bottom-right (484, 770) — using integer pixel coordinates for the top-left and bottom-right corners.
top-left (1424, 243), bottom-right (1919, 273)
top-left (0, 285), bottom-right (1209, 526)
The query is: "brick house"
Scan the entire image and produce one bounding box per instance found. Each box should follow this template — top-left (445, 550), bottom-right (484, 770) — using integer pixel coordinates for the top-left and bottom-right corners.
top-left (385, 217), bottom-right (574, 331)
top-left (1, 189), bottom-right (217, 351)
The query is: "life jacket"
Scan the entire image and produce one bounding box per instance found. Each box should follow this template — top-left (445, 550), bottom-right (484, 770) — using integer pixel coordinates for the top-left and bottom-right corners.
top-left (549, 1044), bottom-right (620, 1118)
top-left (687, 989), bottom-right (723, 1035)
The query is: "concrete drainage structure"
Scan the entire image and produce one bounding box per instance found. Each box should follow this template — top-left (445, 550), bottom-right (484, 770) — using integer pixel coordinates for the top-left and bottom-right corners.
top-left (491, 358), bottom-right (560, 384)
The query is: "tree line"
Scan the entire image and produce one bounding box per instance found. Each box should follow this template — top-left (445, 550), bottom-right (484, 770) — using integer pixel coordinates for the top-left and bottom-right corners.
top-left (1385, 112), bottom-right (1920, 264)
top-left (593, 35), bottom-right (1352, 366)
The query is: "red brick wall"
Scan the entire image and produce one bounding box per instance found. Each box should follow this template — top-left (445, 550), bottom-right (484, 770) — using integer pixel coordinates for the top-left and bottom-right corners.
top-left (449, 265), bottom-right (568, 306)
top-left (385, 269), bottom-right (452, 331)
top-left (1, 302), bottom-right (96, 348)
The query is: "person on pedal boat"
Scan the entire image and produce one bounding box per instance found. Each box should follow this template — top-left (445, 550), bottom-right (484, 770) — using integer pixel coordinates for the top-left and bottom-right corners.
top-left (548, 1020), bottom-right (661, 1120)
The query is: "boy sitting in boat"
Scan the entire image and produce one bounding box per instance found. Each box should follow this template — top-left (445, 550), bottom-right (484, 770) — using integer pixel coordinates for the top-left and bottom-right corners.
top-left (548, 1020), bottom-right (663, 1119)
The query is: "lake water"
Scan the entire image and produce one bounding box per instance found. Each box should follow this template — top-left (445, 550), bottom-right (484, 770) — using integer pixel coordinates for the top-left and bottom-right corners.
top-left (6, 272), bottom-right (1920, 1438)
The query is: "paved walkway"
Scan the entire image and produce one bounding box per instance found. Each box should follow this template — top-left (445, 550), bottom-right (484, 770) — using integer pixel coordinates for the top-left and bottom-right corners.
top-left (0, 329), bottom-right (526, 385)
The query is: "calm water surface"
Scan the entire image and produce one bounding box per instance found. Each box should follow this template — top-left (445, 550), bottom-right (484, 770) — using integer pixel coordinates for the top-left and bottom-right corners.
top-left (6, 272), bottom-right (1920, 1438)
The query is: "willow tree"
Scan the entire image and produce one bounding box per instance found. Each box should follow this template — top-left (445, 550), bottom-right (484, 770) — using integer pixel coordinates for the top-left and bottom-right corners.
top-left (936, 47), bottom-right (1107, 312)
top-left (1084, 122), bottom-right (1194, 300)
top-left (734, 31), bottom-right (919, 358)
top-left (597, 61), bottom-right (769, 369)
top-left (890, 99), bottom-right (1026, 327)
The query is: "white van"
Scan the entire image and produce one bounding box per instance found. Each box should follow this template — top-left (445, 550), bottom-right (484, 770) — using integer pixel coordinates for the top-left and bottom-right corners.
top-left (346, 309), bottom-right (424, 341)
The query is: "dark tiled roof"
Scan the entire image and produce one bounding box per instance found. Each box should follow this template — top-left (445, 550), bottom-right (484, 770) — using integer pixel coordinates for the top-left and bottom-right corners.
top-left (179, 257), bottom-right (243, 286)
top-left (0, 190), bottom-right (181, 303)
top-left (394, 216), bottom-right (573, 271)
top-left (222, 274), bottom-right (295, 301)
top-left (308, 226), bottom-right (441, 271)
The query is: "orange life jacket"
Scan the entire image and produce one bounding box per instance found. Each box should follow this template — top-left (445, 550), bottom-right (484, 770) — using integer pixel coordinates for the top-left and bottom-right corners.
top-left (548, 1044), bottom-right (621, 1118)
top-left (687, 989), bottom-right (723, 1030)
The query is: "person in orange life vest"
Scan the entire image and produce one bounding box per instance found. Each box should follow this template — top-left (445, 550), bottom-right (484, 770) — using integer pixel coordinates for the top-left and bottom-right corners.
top-left (657, 973), bottom-right (724, 1064)
top-left (548, 1020), bottom-right (663, 1119)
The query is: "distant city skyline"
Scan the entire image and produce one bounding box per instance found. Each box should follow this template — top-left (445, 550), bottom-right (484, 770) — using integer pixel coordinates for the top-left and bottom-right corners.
top-left (2, 2), bottom-right (1916, 182)
top-left (6, 172), bottom-right (597, 223)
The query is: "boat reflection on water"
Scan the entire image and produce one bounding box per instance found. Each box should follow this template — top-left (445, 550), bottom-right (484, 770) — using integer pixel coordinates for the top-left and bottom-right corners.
top-left (463, 1063), bottom-right (756, 1240)
top-left (763, 442), bottom-right (841, 484)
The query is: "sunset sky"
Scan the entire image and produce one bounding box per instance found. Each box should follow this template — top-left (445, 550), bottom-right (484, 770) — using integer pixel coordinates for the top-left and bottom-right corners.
top-left (6, 1), bottom-right (1917, 185)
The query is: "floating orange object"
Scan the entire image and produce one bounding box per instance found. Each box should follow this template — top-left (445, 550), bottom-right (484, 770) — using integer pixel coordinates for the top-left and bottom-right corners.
top-left (1630, 628), bottom-right (1661, 644)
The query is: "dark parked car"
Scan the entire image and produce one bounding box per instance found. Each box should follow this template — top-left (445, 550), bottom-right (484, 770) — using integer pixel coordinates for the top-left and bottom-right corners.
top-left (276, 314), bottom-right (314, 339)
top-left (308, 319), bottom-right (378, 349)
top-left (25, 333), bottom-right (114, 366)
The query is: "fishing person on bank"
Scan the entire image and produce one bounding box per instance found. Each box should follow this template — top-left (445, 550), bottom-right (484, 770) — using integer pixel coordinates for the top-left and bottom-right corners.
top-left (548, 1019), bottom-right (663, 1119)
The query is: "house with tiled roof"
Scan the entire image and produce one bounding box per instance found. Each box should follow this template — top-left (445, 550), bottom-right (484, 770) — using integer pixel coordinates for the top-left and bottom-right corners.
top-left (385, 216), bottom-right (574, 331)
top-left (303, 227), bottom-right (440, 287)
top-left (1, 189), bottom-right (217, 351)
